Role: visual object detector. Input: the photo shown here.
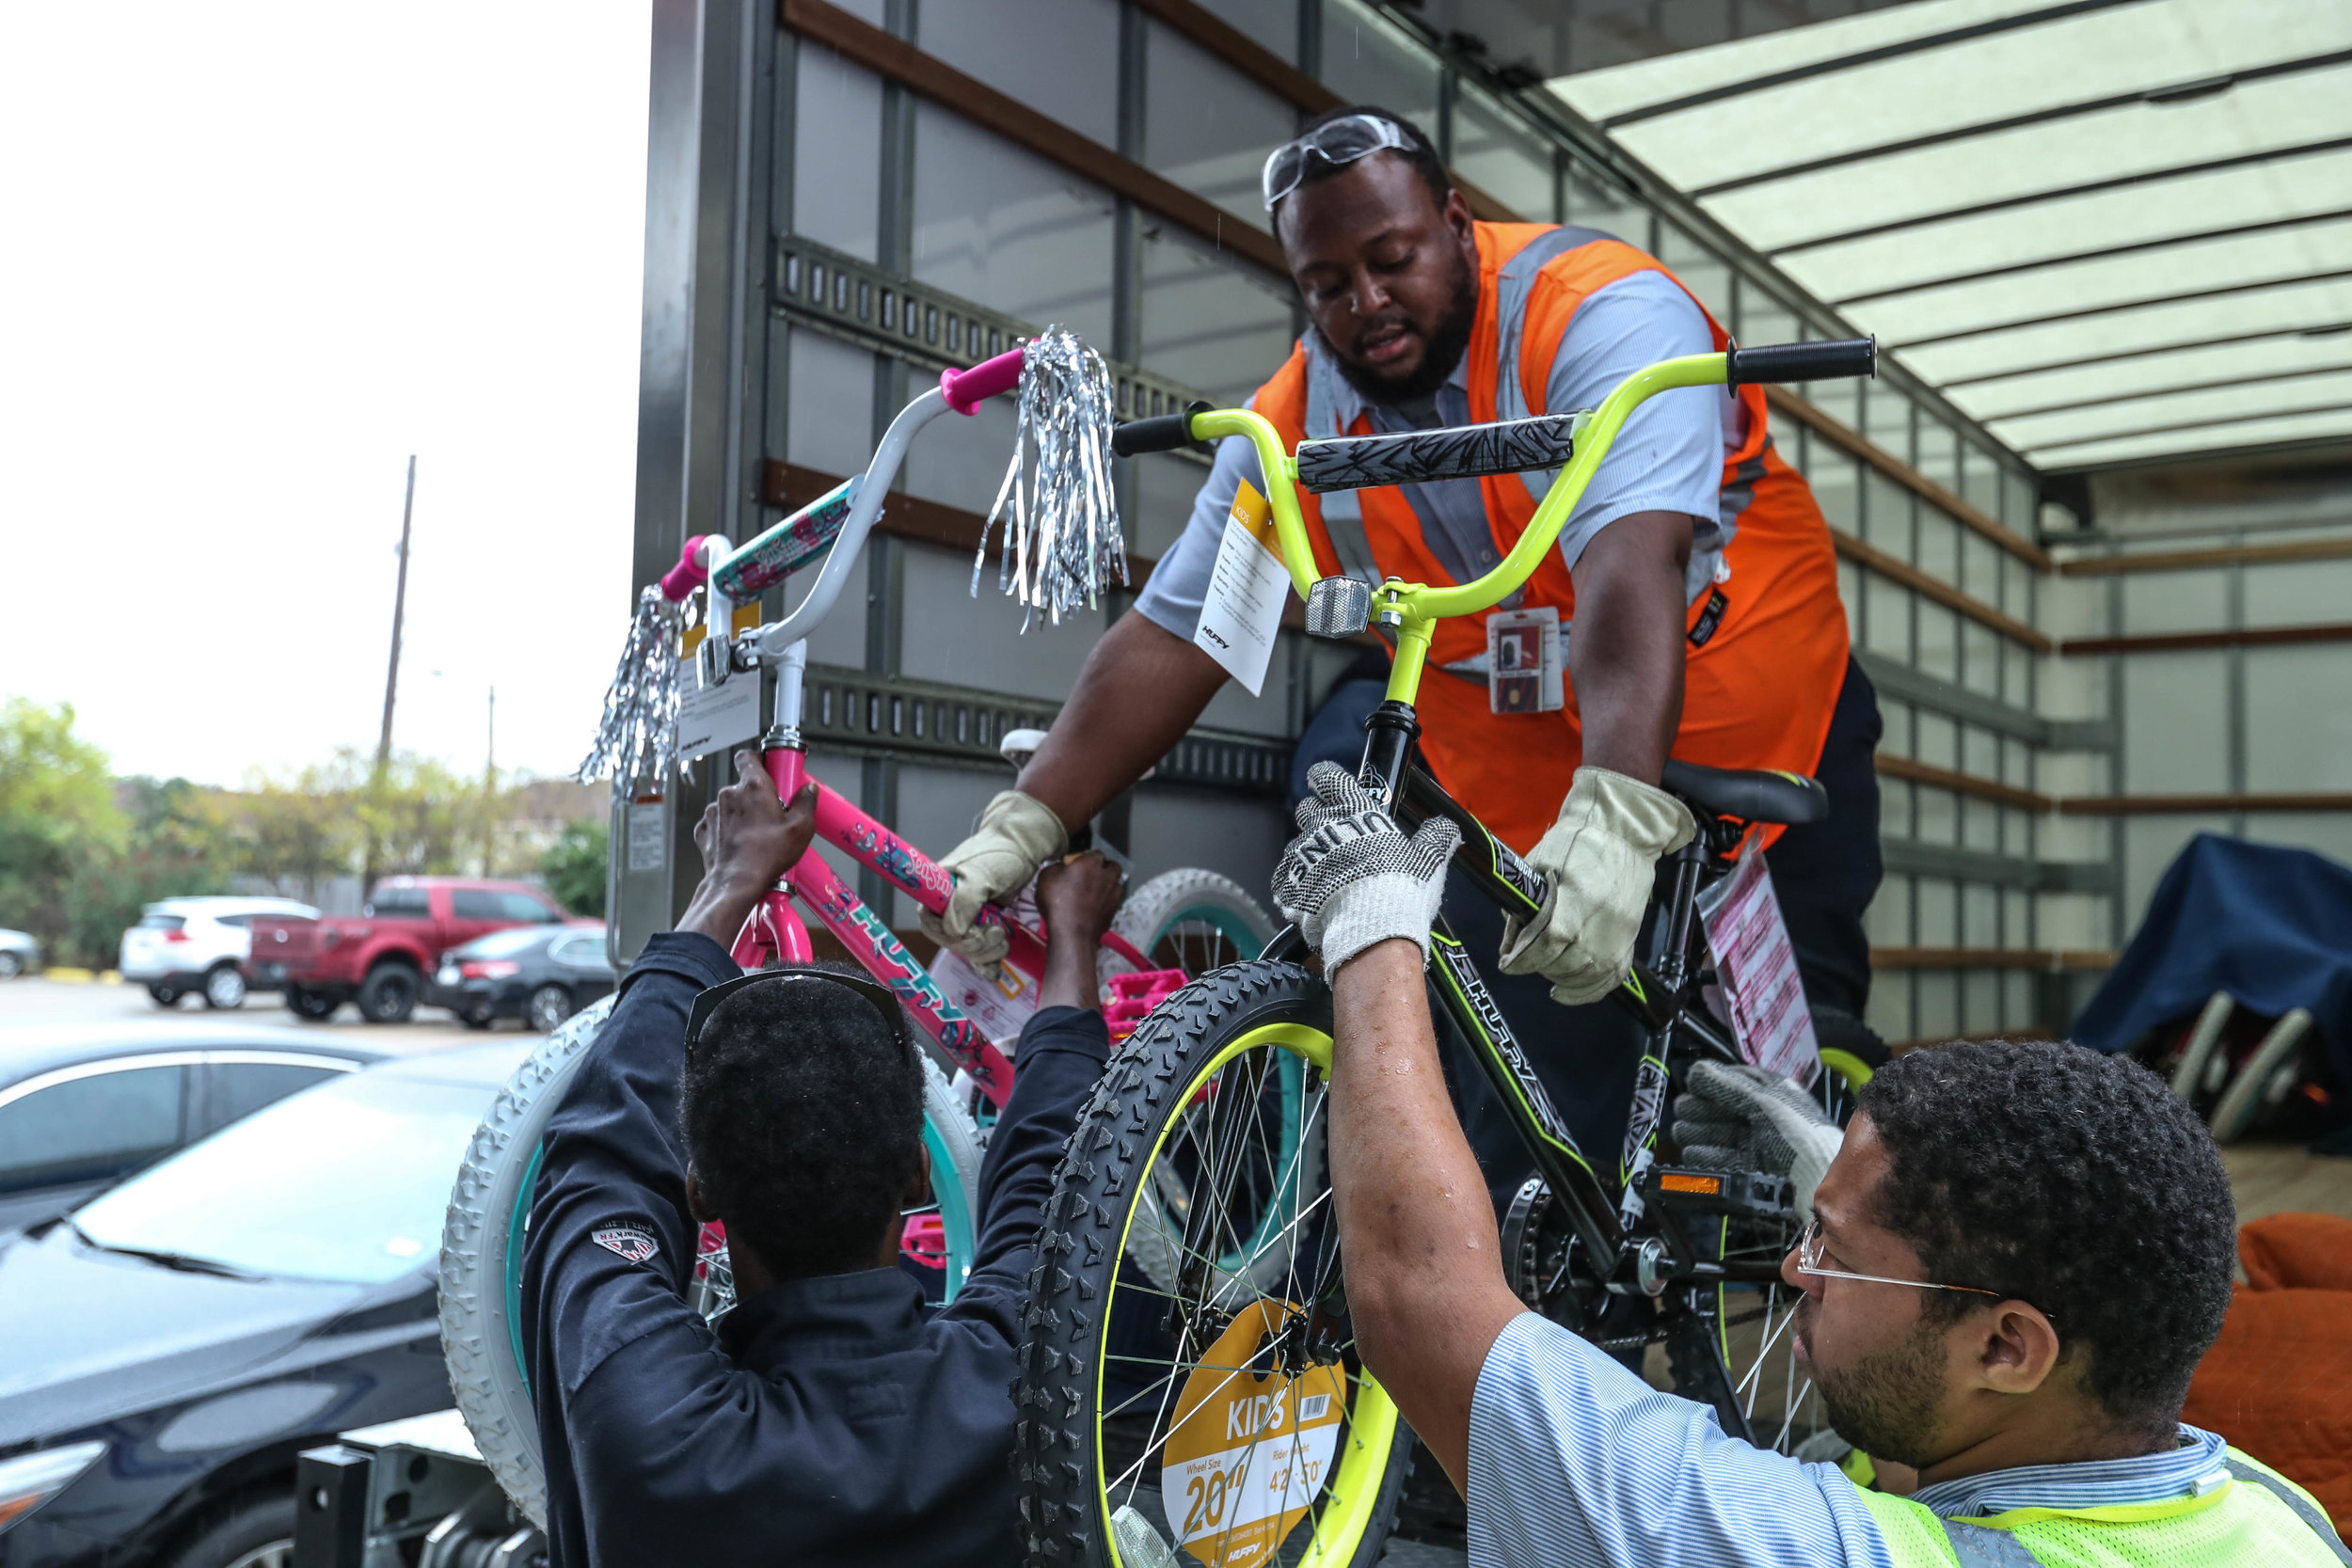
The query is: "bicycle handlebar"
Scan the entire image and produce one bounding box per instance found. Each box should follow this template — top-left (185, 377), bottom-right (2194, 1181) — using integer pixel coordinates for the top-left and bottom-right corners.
top-left (940, 346), bottom-right (1026, 415)
top-left (660, 535), bottom-right (715, 603)
top-left (1110, 403), bottom-right (1213, 458)
top-left (1724, 336), bottom-right (1875, 387)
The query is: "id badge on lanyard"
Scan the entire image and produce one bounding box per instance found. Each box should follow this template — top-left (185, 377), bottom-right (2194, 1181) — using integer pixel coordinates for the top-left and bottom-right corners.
top-left (1486, 606), bottom-right (1564, 714)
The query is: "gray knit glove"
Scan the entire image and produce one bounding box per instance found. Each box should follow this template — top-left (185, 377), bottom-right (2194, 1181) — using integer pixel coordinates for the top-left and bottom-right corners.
top-left (1273, 762), bottom-right (1462, 973)
top-left (1672, 1058), bottom-right (1845, 1223)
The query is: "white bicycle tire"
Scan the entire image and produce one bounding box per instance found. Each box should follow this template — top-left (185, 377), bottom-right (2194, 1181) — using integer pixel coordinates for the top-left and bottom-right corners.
top-left (438, 993), bottom-right (984, 1528)
top-left (1110, 867), bottom-right (1272, 966)
top-left (2208, 1007), bottom-right (2312, 1146)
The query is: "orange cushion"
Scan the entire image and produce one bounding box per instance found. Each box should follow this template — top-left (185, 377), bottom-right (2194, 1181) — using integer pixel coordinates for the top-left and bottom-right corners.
top-left (2182, 1215), bottom-right (2352, 1533)
top-left (2239, 1212), bottom-right (2352, 1291)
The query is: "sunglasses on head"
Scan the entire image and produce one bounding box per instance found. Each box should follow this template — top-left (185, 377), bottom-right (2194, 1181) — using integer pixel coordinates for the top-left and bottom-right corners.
top-left (683, 966), bottom-right (910, 1060)
top-left (1261, 112), bottom-right (1410, 210)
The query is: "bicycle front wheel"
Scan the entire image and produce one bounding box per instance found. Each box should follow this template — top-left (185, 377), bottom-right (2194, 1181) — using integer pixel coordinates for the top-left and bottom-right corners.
top-left (1015, 960), bottom-right (1412, 1568)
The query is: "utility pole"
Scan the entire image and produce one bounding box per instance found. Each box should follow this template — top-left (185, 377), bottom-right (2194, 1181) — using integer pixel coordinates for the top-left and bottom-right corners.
top-left (482, 684), bottom-right (499, 876)
top-left (364, 456), bottom-right (416, 896)
top-left (376, 456), bottom-right (417, 773)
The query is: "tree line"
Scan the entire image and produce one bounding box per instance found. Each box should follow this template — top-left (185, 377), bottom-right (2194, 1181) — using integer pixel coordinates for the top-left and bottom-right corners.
top-left (0, 698), bottom-right (608, 968)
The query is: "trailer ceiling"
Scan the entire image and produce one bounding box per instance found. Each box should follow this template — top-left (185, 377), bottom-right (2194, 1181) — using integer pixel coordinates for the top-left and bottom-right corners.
top-left (1545, 0), bottom-right (2352, 473)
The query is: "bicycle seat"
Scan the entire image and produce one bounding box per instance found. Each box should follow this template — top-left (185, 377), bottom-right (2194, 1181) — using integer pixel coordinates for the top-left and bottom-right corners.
top-left (1661, 760), bottom-right (1828, 826)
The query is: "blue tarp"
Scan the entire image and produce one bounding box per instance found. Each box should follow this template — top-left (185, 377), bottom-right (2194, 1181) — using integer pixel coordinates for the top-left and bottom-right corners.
top-left (2072, 832), bottom-right (2352, 1085)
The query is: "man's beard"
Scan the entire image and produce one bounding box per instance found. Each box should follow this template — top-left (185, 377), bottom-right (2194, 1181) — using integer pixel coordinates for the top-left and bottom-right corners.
top-left (1804, 1298), bottom-right (1949, 1467)
top-left (1318, 260), bottom-right (1478, 405)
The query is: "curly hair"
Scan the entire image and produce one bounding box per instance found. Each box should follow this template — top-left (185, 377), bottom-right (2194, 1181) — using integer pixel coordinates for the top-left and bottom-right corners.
top-left (678, 963), bottom-right (925, 1280)
top-left (1274, 103), bottom-right (1453, 219)
top-left (1858, 1038), bottom-right (2236, 1434)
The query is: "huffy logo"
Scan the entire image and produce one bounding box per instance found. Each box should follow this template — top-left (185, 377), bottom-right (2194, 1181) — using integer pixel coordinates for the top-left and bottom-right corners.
top-left (592, 1226), bottom-right (660, 1264)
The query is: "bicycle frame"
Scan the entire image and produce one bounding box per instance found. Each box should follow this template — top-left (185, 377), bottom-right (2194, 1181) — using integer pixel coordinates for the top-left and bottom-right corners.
top-left (729, 736), bottom-right (1033, 1107)
top-left (659, 348), bottom-right (1151, 1110)
top-left (1136, 340), bottom-right (1876, 1292)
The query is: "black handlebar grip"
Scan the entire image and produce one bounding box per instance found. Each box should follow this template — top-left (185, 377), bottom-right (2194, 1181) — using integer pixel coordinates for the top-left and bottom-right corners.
top-left (1724, 337), bottom-right (1876, 387)
top-left (1111, 400), bottom-right (1215, 458)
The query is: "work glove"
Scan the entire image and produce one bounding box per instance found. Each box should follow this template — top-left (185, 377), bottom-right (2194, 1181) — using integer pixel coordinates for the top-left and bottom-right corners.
top-left (1498, 767), bottom-right (1697, 1006)
top-left (917, 789), bottom-right (1069, 967)
top-left (1671, 1058), bottom-right (1844, 1223)
top-left (1273, 762), bottom-right (1462, 974)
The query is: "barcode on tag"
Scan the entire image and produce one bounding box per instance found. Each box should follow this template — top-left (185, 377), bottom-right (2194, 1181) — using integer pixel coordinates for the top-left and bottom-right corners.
top-left (1296, 1393), bottom-right (1330, 1422)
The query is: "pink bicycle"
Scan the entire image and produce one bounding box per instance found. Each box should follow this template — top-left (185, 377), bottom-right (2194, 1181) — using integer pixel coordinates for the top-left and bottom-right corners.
top-left (439, 339), bottom-right (1273, 1530)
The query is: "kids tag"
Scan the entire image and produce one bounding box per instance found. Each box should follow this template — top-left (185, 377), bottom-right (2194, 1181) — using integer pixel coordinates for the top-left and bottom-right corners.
top-left (1486, 606), bottom-right (1563, 714)
top-left (1193, 479), bottom-right (1289, 697)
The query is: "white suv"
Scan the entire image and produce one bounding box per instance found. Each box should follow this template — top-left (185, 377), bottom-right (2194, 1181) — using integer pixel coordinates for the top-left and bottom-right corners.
top-left (119, 897), bottom-right (320, 1010)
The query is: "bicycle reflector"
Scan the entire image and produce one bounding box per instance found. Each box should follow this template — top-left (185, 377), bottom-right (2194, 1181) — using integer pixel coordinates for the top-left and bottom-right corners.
top-left (1306, 577), bottom-right (1372, 639)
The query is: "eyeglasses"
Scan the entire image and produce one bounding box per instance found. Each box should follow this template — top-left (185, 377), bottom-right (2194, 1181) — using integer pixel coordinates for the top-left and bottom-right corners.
top-left (1262, 113), bottom-right (1409, 210)
top-left (1791, 1221), bottom-right (2003, 1300)
top-left (683, 965), bottom-right (909, 1060)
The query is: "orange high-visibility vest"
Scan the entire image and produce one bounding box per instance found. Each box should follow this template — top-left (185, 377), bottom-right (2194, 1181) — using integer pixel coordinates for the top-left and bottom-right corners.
top-left (1254, 221), bottom-right (1851, 852)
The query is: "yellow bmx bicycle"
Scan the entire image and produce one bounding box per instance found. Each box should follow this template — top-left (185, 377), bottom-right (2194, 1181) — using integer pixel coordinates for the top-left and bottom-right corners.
top-left (1011, 338), bottom-right (1883, 1568)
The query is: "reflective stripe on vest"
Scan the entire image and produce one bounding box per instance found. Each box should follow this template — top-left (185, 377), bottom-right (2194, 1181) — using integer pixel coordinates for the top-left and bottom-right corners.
top-left (1490, 224), bottom-right (1615, 504)
top-left (1301, 345), bottom-right (1382, 588)
top-left (1866, 1454), bottom-right (2351, 1568)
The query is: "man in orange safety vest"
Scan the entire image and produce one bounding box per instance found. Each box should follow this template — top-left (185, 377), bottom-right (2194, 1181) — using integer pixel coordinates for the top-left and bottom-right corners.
top-left (925, 105), bottom-right (1884, 1192)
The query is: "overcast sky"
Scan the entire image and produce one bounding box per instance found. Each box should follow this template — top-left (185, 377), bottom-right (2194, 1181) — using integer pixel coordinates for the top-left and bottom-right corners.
top-left (0, 3), bottom-right (652, 788)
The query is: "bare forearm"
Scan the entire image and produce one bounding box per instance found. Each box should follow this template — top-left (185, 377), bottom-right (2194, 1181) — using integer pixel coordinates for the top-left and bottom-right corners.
top-left (1016, 611), bottom-right (1227, 830)
top-left (1327, 940), bottom-right (1522, 1493)
top-left (1569, 511), bottom-right (1694, 783)
top-left (1038, 902), bottom-right (1098, 1012)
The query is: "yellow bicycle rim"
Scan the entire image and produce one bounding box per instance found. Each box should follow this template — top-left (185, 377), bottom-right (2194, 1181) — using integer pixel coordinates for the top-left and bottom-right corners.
top-left (1098, 1021), bottom-right (1401, 1568)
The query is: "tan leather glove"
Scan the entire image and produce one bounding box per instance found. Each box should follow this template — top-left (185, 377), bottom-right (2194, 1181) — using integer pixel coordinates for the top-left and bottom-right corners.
top-left (1498, 767), bottom-right (1697, 1006)
top-left (917, 789), bottom-right (1069, 966)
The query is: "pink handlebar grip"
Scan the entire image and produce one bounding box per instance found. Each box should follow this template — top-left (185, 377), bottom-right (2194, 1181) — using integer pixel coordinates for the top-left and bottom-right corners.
top-left (940, 346), bottom-right (1025, 416)
top-left (660, 534), bottom-right (711, 602)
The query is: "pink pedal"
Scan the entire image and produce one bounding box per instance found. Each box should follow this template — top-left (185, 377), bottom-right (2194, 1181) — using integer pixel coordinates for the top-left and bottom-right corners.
top-left (901, 1212), bottom-right (948, 1269)
top-left (1105, 968), bottom-right (1188, 1045)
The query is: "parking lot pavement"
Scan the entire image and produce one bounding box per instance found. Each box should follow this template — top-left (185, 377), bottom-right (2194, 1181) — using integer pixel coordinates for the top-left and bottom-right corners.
top-left (0, 975), bottom-right (522, 1053)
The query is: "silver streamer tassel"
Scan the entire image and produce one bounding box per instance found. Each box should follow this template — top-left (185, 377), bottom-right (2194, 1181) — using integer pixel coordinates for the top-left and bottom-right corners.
top-left (576, 583), bottom-right (693, 798)
top-left (970, 325), bottom-right (1126, 628)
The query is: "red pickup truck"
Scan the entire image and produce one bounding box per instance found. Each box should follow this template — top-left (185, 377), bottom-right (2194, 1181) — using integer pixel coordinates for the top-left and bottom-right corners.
top-left (247, 877), bottom-right (569, 1023)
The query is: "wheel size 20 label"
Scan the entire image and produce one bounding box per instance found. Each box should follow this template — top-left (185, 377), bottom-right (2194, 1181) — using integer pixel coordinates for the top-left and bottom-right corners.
top-left (1160, 1301), bottom-right (1344, 1568)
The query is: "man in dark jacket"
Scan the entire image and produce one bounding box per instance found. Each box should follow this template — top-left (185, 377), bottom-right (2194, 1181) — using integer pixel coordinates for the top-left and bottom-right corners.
top-left (521, 748), bottom-right (1123, 1566)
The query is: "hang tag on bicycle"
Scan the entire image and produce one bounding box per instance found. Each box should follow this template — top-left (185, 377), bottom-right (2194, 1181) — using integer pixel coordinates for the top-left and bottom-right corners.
top-left (1486, 606), bottom-right (1563, 714)
top-left (1160, 1301), bottom-right (1346, 1568)
top-left (675, 602), bottom-right (764, 763)
top-left (926, 877), bottom-right (1046, 1043)
top-left (1193, 479), bottom-right (1288, 697)
top-left (1694, 841), bottom-right (1820, 1086)
top-left (928, 946), bottom-right (1041, 1042)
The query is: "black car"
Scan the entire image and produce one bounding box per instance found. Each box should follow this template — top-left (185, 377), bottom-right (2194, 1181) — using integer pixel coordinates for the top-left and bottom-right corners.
top-left (0, 1039), bottom-right (529, 1568)
top-left (426, 923), bottom-right (612, 1033)
top-left (0, 1025), bottom-right (387, 1239)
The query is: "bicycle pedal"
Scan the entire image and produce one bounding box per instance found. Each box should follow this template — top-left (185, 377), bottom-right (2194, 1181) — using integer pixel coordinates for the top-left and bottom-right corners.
top-left (1643, 1166), bottom-right (1794, 1222)
top-left (1105, 967), bottom-right (1186, 1044)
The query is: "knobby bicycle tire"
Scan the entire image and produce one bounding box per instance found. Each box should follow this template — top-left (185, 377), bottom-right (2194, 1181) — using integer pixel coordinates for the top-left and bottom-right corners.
top-left (439, 994), bottom-right (984, 1528)
top-left (1015, 959), bottom-right (1413, 1568)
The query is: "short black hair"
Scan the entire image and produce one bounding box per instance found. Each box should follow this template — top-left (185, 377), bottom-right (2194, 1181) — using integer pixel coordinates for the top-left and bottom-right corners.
top-left (678, 962), bottom-right (926, 1279)
top-left (1859, 1039), bottom-right (2236, 1433)
top-left (1274, 104), bottom-right (1452, 221)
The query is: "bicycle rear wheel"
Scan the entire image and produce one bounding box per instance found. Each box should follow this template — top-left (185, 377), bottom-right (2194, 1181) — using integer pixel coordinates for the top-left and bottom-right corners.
top-left (1016, 960), bottom-right (1411, 1568)
top-left (1669, 1039), bottom-right (1882, 1460)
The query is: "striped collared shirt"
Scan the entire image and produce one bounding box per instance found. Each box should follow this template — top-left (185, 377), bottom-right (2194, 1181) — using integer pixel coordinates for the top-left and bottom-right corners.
top-left (1468, 1311), bottom-right (2232, 1568)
